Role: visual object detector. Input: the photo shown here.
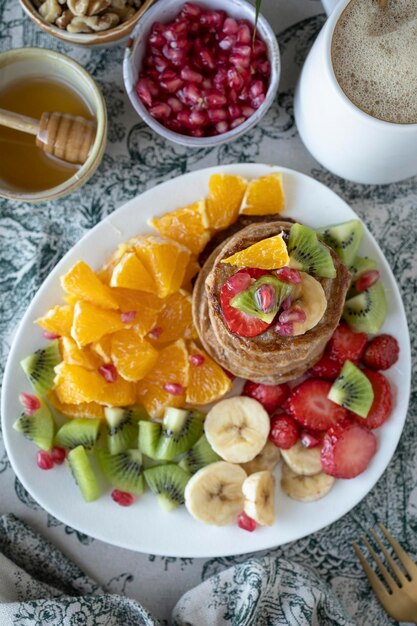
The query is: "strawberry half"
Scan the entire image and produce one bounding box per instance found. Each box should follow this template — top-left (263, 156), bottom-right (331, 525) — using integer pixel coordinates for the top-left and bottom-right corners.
top-left (286, 379), bottom-right (347, 431)
top-left (320, 419), bottom-right (377, 478)
top-left (362, 334), bottom-right (400, 371)
top-left (328, 323), bottom-right (367, 364)
top-left (220, 269), bottom-right (271, 338)
top-left (309, 352), bottom-right (342, 381)
top-left (352, 370), bottom-right (393, 430)
top-left (242, 380), bottom-right (290, 414)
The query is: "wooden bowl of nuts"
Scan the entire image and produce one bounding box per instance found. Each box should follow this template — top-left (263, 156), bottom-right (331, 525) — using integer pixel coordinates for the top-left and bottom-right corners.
top-left (18, 0), bottom-right (156, 46)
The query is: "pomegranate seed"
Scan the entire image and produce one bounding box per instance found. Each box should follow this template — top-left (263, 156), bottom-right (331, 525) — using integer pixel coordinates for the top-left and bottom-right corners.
top-left (230, 53), bottom-right (250, 70)
top-left (228, 104), bottom-right (241, 120)
top-left (241, 105), bottom-right (255, 118)
top-left (180, 66), bottom-right (203, 83)
top-left (182, 83), bottom-right (203, 106)
top-left (256, 60), bottom-right (271, 76)
top-left (199, 49), bottom-right (215, 69)
top-left (37, 450), bottom-right (54, 470)
top-left (228, 89), bottom-right (238, 103)
top-left (99, 364), bottom-right (118, 383)
top-left (250, 80), bottom-right (264, 98)
top-left (162, 44), bottom-right (185, 66)
top-left (181, 2), bottom-right (202, 18)
top-left (204, 90), bottom-right (227, 107)
top-left (189, 353), bottom-right (205, 366)
top-left (178, 110), bottom-right (192, 128)
top-left (163, 23), bottom-right (187, 42)
top-left (215, 121), bottom-right (229, 134)
top-left (50, 447), bottom-right (67, 464)
top-left (254, 284), bottom-right (277, 313)
top-left (233, 44), bottom-right (252, 57)
top-left (191, 128), bottom-right (204, 137)
top-left (227, 271), bottom-right (252, 294)
top-left (281, 296), bottom-right (292, 311)
top-left (237, 23), bottom-right (252, 44)
top-left (148, 326), bottom-right (163, 340)
top-left (167, 96), bottom-right (183, 112)
top-left (230, 116), bottom-right (245, 129)
top-left (219, 34), bottom-right (236, 50)
top-left (214, 68), bottom-right (228, 90)
top-left (166, 119), bottom-right (184, 133)
top-left (223, 17), bottom-right (238, 35)
top-left (120, 310), bottom-right (136, 323)
top-left (19, 392), bottom-right (41, 415)
top-left (148, 30), bottom-right (165, 48)
top-left (202, 77), bottom-right (213, 90)
top-left (42, 330), bottom-right (60, 340)
top-left (189, 109), bottom-right (208, 126)
top-left (208, 108), bottom-right (228, 122)
top-left (251, 93), bottom-right (266, 108)
top-left (163, 382), bottom-right (184, 395)
top-left (300, 431), bottom-right (322, 448)
top-left (161, 76), bottom-right (184, 93)
top-left (153, 56), bottom-right (170, 72)
top-left (111, 489), bottom-right (135, 507)
top-left (237, 511), bottom-right (257, 532)
top-left (275, 267), bottom-right (302, 284)
top-left (149, 103), bottom-right (172, 120)
top-left (356, 270), bottom-right (380, 293)
top-left (279, 307), bottom-right (307, 324)
top-left (252, 39), bottom-right (267, 57)
top-left (275, 322), bottom-right (294, 336)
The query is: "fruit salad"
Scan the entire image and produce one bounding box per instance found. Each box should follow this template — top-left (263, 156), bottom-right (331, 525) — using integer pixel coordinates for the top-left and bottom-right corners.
top-left (14, 171), bottom-right (399, 532)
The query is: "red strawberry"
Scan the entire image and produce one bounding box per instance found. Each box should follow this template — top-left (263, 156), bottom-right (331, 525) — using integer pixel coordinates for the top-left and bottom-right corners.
top-left (362, 334), bottom-right (399, 371)
top-left (328, 323), bottom-right (367, 363)
top-left (309, 353), bottom-right (342, 380)
top-left (320, 419), bottom-right (377, 478)
top-left (300, 430), bottom-right (322, 448)
top-left (269, 414), bottom-right (299, 449)
top-left (352, 370), bottom-right (393, 429)
top-left (286, 379), bottom-right (347, 431)
top-left (220, 269), bottom-right (271, 338)
top-left (242, 380), bottom-right (290, 414)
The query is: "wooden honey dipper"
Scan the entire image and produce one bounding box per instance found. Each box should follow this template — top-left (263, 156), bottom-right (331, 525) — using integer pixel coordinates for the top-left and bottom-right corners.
top-left (0, 107), bottom-right (96, 165)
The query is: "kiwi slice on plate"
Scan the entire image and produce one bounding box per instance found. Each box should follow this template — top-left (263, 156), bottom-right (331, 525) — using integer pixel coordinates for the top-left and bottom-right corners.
top-left (104, 405), bottom-right (147, 455)
top-left (318, 220), bottom-right (363, 266)
top-left (288, 224), bottom-right (336, 278)
top-left (231, 276), bottom-right (293, 323)
top-left (55, 417), bottom-right (100, 450)
top-left (179, 434), bottom-right (220, 474)
top-left (144, 464), bottom-right (190, 511)
top-left (157, 408), bottom-right (204, 461)
top-left (349, 256), bottom-right (377, 282)
top-left (14, 401), bottom-right (55, 451)
top-left (67, 445), bottom-right (100, 502)
top-left (96, 449), bottom-right (145, 495)
top-left (343, 281), bottom-right (387, 334)
top-left (328, 361), bottom-right (374, 418)
top-left (20, 341), bottom-right (61, 395)
top-left (138, 421), bottom-right (162, 459)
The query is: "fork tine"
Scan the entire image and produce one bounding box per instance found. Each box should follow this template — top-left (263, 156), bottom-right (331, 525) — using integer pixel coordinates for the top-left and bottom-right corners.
top-left (352, 541), bottom-right (392, 599)
top-left (369, 528), bottom-right (408, 586)
top-left (361, 535), bottom-right (397, 592)
top-left (379, 523), bottom-right (417, 578)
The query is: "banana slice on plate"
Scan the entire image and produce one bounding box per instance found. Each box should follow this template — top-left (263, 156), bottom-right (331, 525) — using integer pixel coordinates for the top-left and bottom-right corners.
top-left (243, 470), bottom-right (276, 526)
top-left (204, 397), bottom-right (270, 463)
top-left (241, 440), bottom-right (281, 475)
top-left (280, 441), bottom-right (322, 476)
top-left (184, 461), bottom-right (247, 526)
top-left (281, 463), bottom-right (335, 502)
top-left (291, 272), bottom-right (327, 336)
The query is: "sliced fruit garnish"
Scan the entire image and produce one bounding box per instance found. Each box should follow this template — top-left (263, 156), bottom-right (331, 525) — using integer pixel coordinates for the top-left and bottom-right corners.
top-left (67, 445), bottom-right (100, 502)
top-left (317, 219), bottom-right (363, 266)
top-left (105, 405), bottom-right (147, 454)
top-left (221, 233), bottom-right (289, 270)
top-left (150, 291), bottom-right (195, 345)
top-left (280, 441), bottom-right (322, 476)
top-left (288, 224), bottom-right (336, 279)
top-left (231, 275), bottom-right (293, 323)
top-left (36, 304), bottom-right (74, 337)
top-left (111, 329), bottom-right (158, 382)
top-left (181, 256), bottom-right (201, 291)
top-left (343, 281), bottom-right (387, 334)
top-left (277, 272), bottom-right (327, 336)
top-left (60, 336), bottom-right (101, 370)
top-left (110, 251), bottom-right (156, 293)
top-left (21, 341), bottom-right (61, 395)
top-left (242, 470), bottom-right (276, 526)
top-left (286, 379), bottom-right (347, 431)
top-left (239, 172), bottom-right (284, 216)
top-left (90, 335), bottom-right (112, 364)
top-left (269, 414), bottom-right (299, 450)
top-left (349, 256), bottom-right (377, 283)
top-left (281, 463), bottom-right (335, 502)
top-left (242, 380), bottom-right (290, 415)
top-left (362, 334), bottom-right (399, 371)
top-left (327, 323), bottom-right (367, 364)
top-left (328, 360), bottom-right (374, 418)
top-left (61, 260), bottom-right (118, 309)
top-left (14, 401), bottom-right (55, 451)
top-left (309, 353), bottom-right (342, 381)
top-left (178, 434), bottom-right (220, 474)
top-left (320, 419), bottom-right (377, 479)
top-left (185, 342), bottom-right (232, 405)
top-left (352, 370), bottom-right (393, 430)
top-left (71, 301), bottom-right (126, 347)
top-left (54, 363), bottom-right (136, 406)
top-left (149, 199), bottom-right (211, 255)
top-left (97, 449), bottom-right (145, 495)
top-left (144, 463), bottom-right (191, 511)
top-left (240, 440), bottom-right (281, 475)
top-left (47, 390), bottom-right (104, 420)
top-left (206, 173), bottom-right (247, 230)
top-left (220, 270), bottom-right (271, 338)
top-left (149, 407), bottom-right (205, 461)
top-left (134, 235), bottom-right (191, 298)
top-left (110, 287), bottom-right (164, 313)
top-left (55, 417), bottom-right (100, 450)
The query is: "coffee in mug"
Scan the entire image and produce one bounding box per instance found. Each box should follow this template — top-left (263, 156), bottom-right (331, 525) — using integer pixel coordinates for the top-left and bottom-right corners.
top-left (331, 0), bottom-right (417, 124)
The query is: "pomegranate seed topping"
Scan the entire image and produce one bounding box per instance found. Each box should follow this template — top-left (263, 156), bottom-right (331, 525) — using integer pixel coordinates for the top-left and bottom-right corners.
top-left (230, 116), bottom-right (245, 129)
top-left (300, 431), bottom-right (322, 449)
top-left (219, 34), bottom-right (236, 50)
top-left (121, 310), bottom-right (136, 323)
top-left (42, 330), bottom-right (60, 340)
top-left (154, 56), bottom-right (170, 72)
top-left (281, 296), bottom-right (292, 311)
top-left (163, 382), bottom-right (184, 396)
top-left (148, 326), bottom-right (163, 340)
top-left (148, 30), bottom-right (165, 48)
top-left (356, 270), bottom-right (380, 293)
top-left (215, 121), bottom-right (229, 134)
top-left (279, 307), bottom-right (307, 324)
top-left (250, 79), bottom-right (264, 98)
top-left (254, 284), bottom-right (277, 313)
top-left (201, 77), bottom-right (213, 90)
top-left (19, 392), bottom-right (41, 415)
top-left (199, 49), bottom-right (215, 69)
top-left (162, 44), bottom-right (185, 66)
top-left (183, 83), bottom-right (203, 105)
top-left (208, 108), bottom-right (228, 122)
top-left (178, 110), bottom-right (192, 127)
top-left (37, 450), bottom-right (54, 470)
top-left (241, 105), bottom-right (255, 118)
top-left (50, 447), bottom-right (67, 464)
top-left (228, 89), bottom-right (238, 103)
top-left (275, 267), bottom-right (302, 284)
top-left (167, 96), bottom-right (183, 112)
top-left (204, 90), bottom-right (227, 107)
top-left (189, 353), bottom-right (205, 366)
top-left (252, 39), bottom-right (267, 57)
top-left (251, 93), bottom-right (266, 108)
top-left (149, 103), bottom-right (172, 120)
top-left (180, 66), bottom-right (203, 83)
top-left (181, 2), bottom-right (202, 18)
top-left (233, 44), bottom-right (252, 58)
top-left (223, 17), bottom-right (238, 35)
top-left (275, 322), bottom-right (294, 336)
top-left (230, 53), bottom-right (250, 70)
top-left (189, 109), bottom-right (208, 126)
top-left (237, 23), bottom-right (251, 44)
top-left (256, 60), bottom-right (271, 76)
top-left (190, 128), bottom-right (204, 137)
top-left (99, 364), bottom-right (118, 383)
top-left (111, 489), bottom-right (135, 507)
top-left (228, 103), bottom-right (242, 120)
top-left (237, 511), bottom-right (257, 532)
top-left (161, 76), bottom-right (184, 93)
top-left (227, 271), bottom-right (252, 295)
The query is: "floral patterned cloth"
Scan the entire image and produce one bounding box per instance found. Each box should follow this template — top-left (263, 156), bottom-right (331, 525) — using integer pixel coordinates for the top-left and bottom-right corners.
top-left (0, 1), bottom-right (416, 625)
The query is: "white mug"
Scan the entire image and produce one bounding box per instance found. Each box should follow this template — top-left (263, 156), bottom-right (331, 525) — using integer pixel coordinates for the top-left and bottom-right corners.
top-left (294, 0), bottom-right (417, 185)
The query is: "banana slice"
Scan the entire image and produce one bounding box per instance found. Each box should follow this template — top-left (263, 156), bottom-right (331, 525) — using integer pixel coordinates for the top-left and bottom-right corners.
top-left (280, 441), bottom-right (322, 476)
top-left (204, 397), bottom-right (270, 463)
top-left (281, 463), bottom-right (335, 502)
top-left (291, 272), bottom-right (327, 336)
top-left (242, 470), bottom-right (276, 526)
top-left (241, 440), bottom-right (281, 475)
top-left (184, 461), bottom-right (247, 526)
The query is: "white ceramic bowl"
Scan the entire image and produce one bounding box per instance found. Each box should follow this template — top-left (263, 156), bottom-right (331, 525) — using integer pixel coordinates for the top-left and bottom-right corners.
top-left (123, 0), bottom-right (280, 147)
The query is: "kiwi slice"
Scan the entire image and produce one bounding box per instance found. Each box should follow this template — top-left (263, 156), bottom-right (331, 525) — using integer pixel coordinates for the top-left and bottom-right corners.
top-left (96, 449), bottom-right (145, 495)
top-left (157, 408), bottom-right (204, 461)
top-left (231, 276), bottom-right (293, 323)
top-left (328, 361), bottom-right (374, 418)
top-left (288, 224), bottom-right (336, 278)
top-left (138, 421), bottom-right (161, 459)
top-left (179, 434), bottom-right (220, 473)
top-left (349, 256), bottom-right (378, 282)
top-left (14, 401), bottom-right (55, 451)
top-left (20, 341), bottom-right (61, 395)
top-left (318, 220), bottom-right (363, 266)
top-left (343, 281), bottom-right (387, 334)
top-left (104, 405), bottom-right (147, 455)
top-left (144, 463), bottom-right (190, 511)
top-left (55, 418), bottom-right (100, 450)
top-left (67, 445), bottom-right (100, 502)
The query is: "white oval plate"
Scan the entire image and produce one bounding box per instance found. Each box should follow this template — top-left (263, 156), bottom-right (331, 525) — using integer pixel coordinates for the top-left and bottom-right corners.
top-left (1, 164), bottom-right (411, 557)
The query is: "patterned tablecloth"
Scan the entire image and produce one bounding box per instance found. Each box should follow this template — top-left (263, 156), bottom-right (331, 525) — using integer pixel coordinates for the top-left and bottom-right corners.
top-left (1, 1), bottom-right (416, 624)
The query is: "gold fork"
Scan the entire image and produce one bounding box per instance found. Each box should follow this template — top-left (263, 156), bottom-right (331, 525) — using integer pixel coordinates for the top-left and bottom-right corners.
top-left (352, 523), bottom-right (417, 623)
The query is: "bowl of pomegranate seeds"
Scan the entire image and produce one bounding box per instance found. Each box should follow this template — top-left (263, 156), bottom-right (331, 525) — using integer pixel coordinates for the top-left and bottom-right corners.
top-left (123, 0), bottom-right (280, 145)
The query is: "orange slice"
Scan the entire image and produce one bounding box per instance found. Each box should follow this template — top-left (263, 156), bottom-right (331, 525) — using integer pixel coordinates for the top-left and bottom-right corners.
top-left (110, 288), bottom-right (164, 312)
top-left (206, 174), bottom-right (247, 230)
top-left (36, 304), bottom-right (74, 337)
top-left (136, 339), bottom-right (189, 418)
top-left (186, 342), bottom-right (232, 405)
top-left (149, 200), bottom-right (211, 255)
top-left (221, 233), bottom-right (289, 269)
top-left (150, 291), bottom-right (196, 345)
top-left (91, 335), bottom-right (113, 364)
top-left (54, 363), bottom-right (136, 406)
top-left (61, 261), bottom-right (118, 309)
top-left (134, 235), bottom-right (191, 298)
top-left (48, 390), bottom-right (104, 420)
top-left (71, 301), bottom-right (126, 347)
top-left (182, 256), bottom-right (201, 291)
top-left (239, 172), bottom-right (285, 215)
top-left (60, 336), bottom-right (101, 370)
top-left (110, 251), bottom-right (156, 294)
top-left (97, 244), bottom-right (128, 284)
top-left (111, 329), bottom-right (158, 382)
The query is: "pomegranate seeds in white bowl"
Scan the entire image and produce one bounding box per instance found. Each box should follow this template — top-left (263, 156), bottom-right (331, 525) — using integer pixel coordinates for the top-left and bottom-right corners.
top-left (123, 0), bottom-right (280, 146)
